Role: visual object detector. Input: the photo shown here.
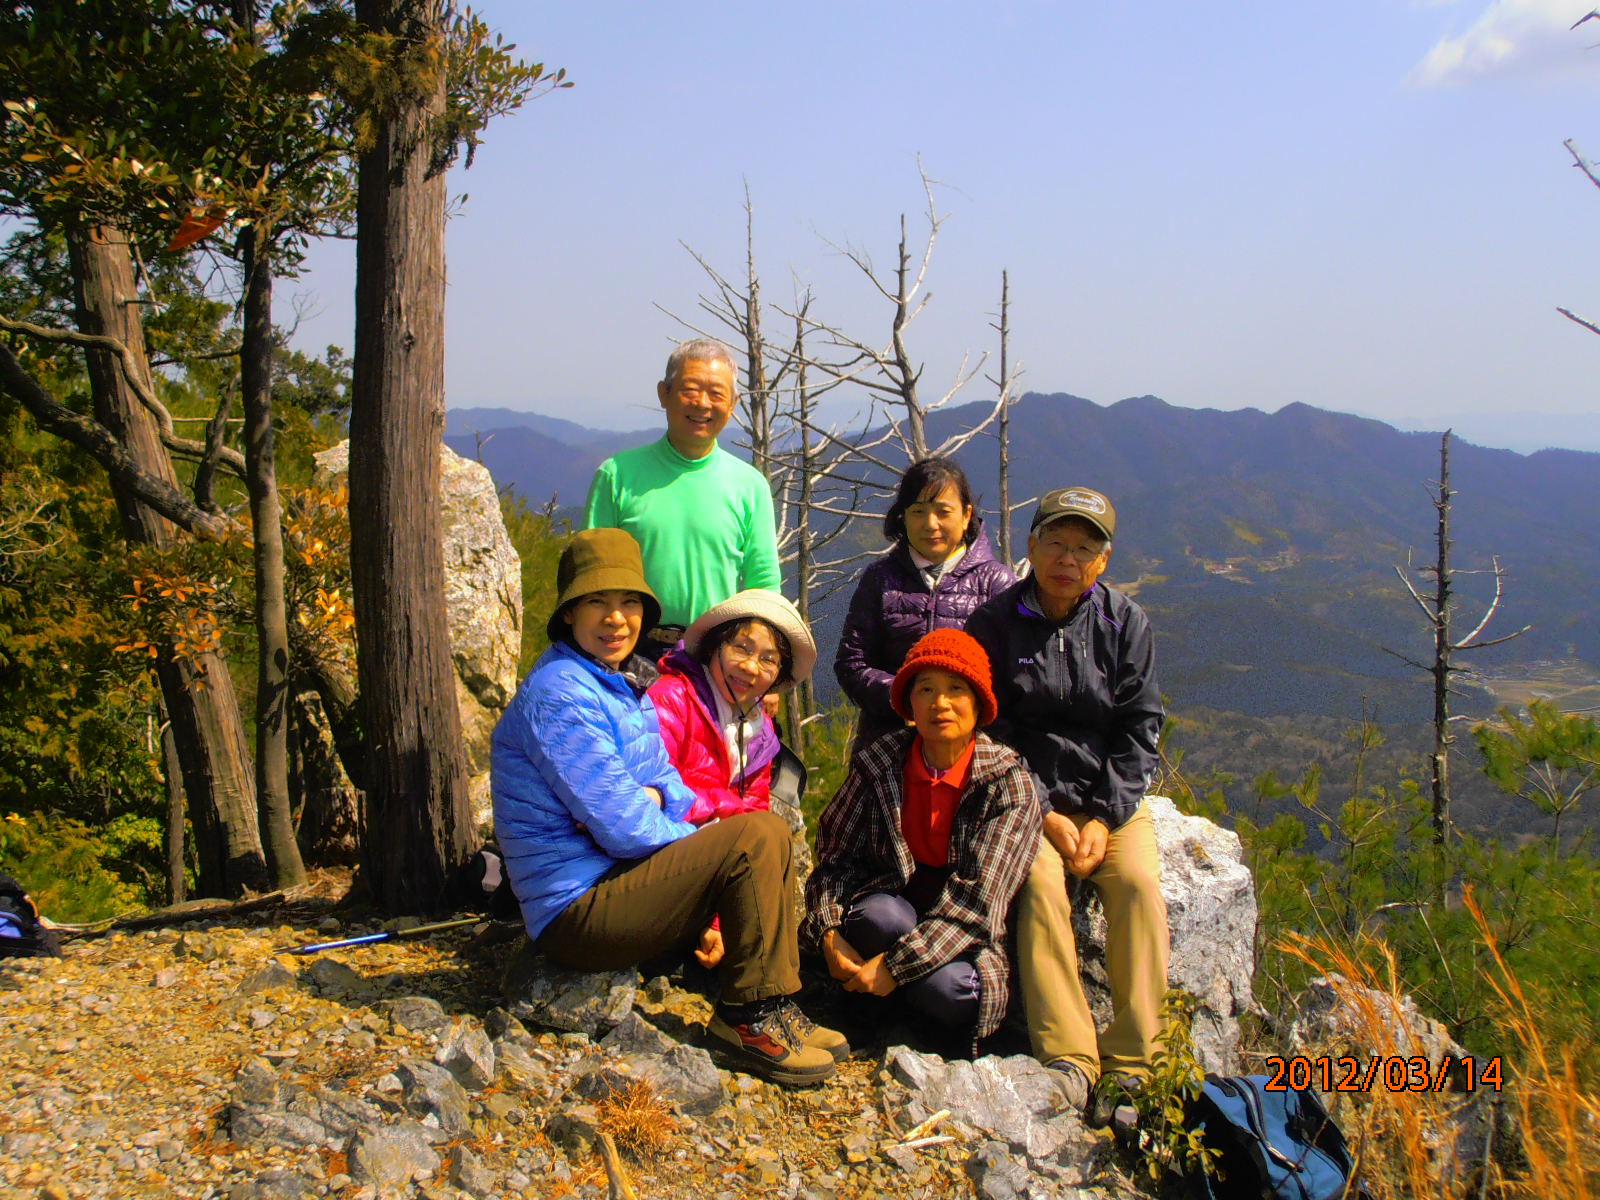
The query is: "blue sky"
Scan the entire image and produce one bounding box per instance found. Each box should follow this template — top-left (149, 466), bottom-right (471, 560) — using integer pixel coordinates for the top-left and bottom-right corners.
top-left (286, 1), bottom-right (1600, 452)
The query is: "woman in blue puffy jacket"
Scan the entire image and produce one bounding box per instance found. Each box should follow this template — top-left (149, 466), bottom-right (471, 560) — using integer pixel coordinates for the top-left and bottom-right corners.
top-left (835, 457), bottom-right (1015, 754)
top-left (491, 528), bottom-right (845, 1086)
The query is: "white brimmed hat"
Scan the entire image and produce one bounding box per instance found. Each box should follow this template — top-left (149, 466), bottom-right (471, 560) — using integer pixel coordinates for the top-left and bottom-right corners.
top-left (684, 589), bottom-right (817, 690)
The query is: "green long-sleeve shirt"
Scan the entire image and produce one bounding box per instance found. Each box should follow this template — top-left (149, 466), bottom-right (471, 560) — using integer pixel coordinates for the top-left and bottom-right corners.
top-left (583, 437), bottom-right (781, 627)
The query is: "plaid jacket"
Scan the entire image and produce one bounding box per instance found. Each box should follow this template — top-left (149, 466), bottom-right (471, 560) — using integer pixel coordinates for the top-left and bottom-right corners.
top-left (802, 729), bottom-right (1042, 1042)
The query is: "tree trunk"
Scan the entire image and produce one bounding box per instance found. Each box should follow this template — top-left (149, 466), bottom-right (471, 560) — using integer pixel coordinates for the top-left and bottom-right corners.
top-left (160, 707), bottom-right (186, 905)
top-left (995, 270), bottom-right (1013, 567)
top-left (1430, 431), bottom-right (1453, 845)
top-left (790, 314), bottom-right (816, 756)
top-left (67, 222), bottom-right (267, 897)
top-left (349, 0), bottom-right (474, 914)
top-left (292, 689), bottom-right (364, 866)
top-left (239, 223), bottom-right (306, 889)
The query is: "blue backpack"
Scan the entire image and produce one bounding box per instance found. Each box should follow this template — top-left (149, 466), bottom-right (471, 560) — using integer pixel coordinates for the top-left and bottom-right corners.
top-left (1185, 1074), bottom-right (1357, 1200)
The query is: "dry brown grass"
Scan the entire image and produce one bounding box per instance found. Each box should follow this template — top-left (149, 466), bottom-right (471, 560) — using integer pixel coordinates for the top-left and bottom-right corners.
top-left (1278, 887), bottom-right (1600, 1200)
top-left (595, 1079), bottom-right (679, 1159)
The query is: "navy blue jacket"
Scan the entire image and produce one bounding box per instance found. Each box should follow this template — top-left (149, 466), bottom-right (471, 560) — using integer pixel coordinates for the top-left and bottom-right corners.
top-left (835, 527), bottom-right (1015, 747)
top-left (965, 578), bottom-right (1163, 830)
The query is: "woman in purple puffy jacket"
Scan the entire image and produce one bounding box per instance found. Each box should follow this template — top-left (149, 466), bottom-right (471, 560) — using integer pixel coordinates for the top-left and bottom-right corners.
top-left (835, 457), bottom-right (1016, 755)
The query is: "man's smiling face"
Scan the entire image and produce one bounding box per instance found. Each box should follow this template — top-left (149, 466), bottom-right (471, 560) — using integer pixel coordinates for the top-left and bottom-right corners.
top-left (657, 356), bottom-right (736, 459)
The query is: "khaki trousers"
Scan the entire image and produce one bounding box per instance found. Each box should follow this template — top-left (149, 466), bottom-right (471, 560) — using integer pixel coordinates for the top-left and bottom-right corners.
top-left (1016, 803), bottom-right (1169, 1081)
top-left (538, 810), bottom-right (799, 1006)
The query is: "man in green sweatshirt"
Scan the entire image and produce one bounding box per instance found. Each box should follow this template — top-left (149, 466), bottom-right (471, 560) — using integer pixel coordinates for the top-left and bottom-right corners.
top-left (584, 338), bottom-right (782, 660)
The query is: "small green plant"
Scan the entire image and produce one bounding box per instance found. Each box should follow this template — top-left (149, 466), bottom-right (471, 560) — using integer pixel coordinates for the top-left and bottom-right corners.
top-left (799, 703), bottom-right (858, 848)
top-left (1127, 989), bottom-right (1222, 1188)
top-left (0, 810), bottom-right (147, 923)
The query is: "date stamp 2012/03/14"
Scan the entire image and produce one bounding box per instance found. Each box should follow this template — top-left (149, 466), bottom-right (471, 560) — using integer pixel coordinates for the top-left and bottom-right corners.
top-left (1263, 1055), bottom-right (1505, 1093)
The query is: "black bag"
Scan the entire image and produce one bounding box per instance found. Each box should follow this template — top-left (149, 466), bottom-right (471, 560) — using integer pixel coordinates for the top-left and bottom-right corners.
top-left (0, 871), bottom-right (62, 958)
top-left (1186, 1074), bottom-right (1357, 1200)
top-left (451, 844), bottom-right (520, 920)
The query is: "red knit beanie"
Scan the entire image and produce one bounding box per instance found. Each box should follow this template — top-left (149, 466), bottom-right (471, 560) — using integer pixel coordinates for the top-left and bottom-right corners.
top-left (890, 629), bottom-right (998, 726)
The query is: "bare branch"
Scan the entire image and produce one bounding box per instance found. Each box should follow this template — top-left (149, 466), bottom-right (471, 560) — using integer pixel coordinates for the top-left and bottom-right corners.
top-left (0, 340), bottom-right (234, 541)
top-left (1381, 646), bottom-right (1432, 673)
top-left (1565, 138), bottom-right (1600, 191)
top-left (1392, 562), bottom-right (1437, 622)
top-left (1454, 625), bottom-right (1531, 651)
top-left (0, 314), bottom-right (245, 478)
top-left (1557, 305), bottom-right (1600, 337)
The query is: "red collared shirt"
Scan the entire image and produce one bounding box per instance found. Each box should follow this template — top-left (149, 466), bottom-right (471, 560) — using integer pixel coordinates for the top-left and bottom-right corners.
top-left (901, 734), bottom-right (976, 867)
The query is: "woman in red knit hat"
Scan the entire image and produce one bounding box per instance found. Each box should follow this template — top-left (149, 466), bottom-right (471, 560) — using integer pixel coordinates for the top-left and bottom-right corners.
top-left (801, 629), bottom-right (1041, 1053)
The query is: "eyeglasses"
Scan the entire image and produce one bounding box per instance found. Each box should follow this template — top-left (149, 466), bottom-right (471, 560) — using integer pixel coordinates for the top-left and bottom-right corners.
top-left (723, 639), bottom-right (783, 674)
top-left (1036, 540), bottom-right (1107, 564)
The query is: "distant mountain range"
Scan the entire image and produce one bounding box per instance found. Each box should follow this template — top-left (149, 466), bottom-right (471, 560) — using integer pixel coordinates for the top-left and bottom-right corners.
top-left (446, 393), bottom-right (1600, 728)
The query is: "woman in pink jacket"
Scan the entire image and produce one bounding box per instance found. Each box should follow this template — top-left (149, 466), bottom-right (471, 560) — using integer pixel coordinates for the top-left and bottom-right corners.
top-left (648, 590), bottom-right (816, 826)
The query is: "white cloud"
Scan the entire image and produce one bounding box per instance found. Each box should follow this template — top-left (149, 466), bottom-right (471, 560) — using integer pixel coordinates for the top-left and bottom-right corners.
top-left (1411, 0), bottom-right (1598, 86)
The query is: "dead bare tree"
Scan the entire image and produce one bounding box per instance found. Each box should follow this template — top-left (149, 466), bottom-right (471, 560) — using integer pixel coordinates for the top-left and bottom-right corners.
top-left (1559, 139), bottom-right (1600, 337)
top-left (785, 165), bottom-right (1000, 465)
top-left (985, 269), bottom-right (1030, 567)
top-left (662, 172), bottom-right (1019, 749)
top-left (1386, 430), bottom-right (1529, 844)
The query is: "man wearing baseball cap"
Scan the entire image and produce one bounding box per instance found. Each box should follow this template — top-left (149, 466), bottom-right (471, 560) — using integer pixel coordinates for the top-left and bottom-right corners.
top-left (965, 486), bottom-right (1168, 1121)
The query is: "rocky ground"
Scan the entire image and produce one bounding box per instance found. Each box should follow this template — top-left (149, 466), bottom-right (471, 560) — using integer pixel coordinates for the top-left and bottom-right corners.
top-left (0, 888), bottom-right (1147, 1200)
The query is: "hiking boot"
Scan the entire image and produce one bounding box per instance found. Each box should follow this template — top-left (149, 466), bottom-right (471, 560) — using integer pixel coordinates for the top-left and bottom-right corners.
top-left (777, 997), bottom-right (851, 1062)
top-left (706, 999), bottom-right (837, 1087)
top-left (1087, 1072), bottom-right (1145, 1130)
top-left (1045, 1058), bottom-right (1092, 1113)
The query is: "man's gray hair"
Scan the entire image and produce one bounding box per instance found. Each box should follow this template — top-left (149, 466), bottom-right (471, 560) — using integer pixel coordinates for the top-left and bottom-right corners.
top-left (663, 338), bottom-right (740, 391)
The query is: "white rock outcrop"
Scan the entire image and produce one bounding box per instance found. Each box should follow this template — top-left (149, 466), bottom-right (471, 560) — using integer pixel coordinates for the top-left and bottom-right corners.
top-left (1072, 795), bottom-right (1257, 1073)
top-left (312, 440), bottom-right (522, 828)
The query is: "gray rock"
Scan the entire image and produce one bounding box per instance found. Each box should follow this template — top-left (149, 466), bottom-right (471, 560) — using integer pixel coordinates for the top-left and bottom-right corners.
top-left (229, 1076), bottom-right (385, 1152)
top-left (1, 1132), bottom-right (42, 1157)
top-left (229, 1169), bottom-right (320, 1200)
top-left (1071, 795), bottom-right (1255, 1074)
top-left (585, 1012), bottom-right (725, 1115)
top-left (348, 1120), bottom-right (442, 1192)
top-left (231, 1058), bottom-right (281, 1109)
top-left (483, 1092), bottom-right (523, 1123)
top-left (495, 1042), bottom-right (551, 1093)
top-left (397, 1059), bottom-right (472, 1135)
top-left (235, 962), bottom-right (298, 996)
top-left (382, 995), bottom-right (452, 1036)
top-left (287, 1086), bottom-right (384, 1143)
top-left (173, 931), bottom-right (220, 961)
top-left (598, 1011), bottom-right (677, 1057)
top-left (573, 1046), bottom-right (724, 1118)
top-left (451, 1145), bottom-right (497, 1194)
top-left (502, 937), bottom-right (638, 1036)
top-left (484, 1007), bottom-right (535, 1046)
top-left (1284, 973), bottom-right (1493, 1193)
top-left (546, 1102), bottom-right (603, 1157)
top-left (225, 1105), bottom-right (332, 1152)
top-left (886, 1048), bottom-right (1102, 1180)
top-left (435, 1019), bottom-right (496, 1092)
top-left (964, 1141), bottom-right (1041, 1200)
top-left (1285, 974), bottom-right (1466, 1068)
top-left (303, 957), bottom-right (370, 1000)
top-left (314, 440), bottom-right (520, 828)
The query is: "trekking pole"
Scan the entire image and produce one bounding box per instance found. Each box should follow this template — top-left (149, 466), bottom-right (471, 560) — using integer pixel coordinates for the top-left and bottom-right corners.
top-left (281, 915), bottom-right (485, 956)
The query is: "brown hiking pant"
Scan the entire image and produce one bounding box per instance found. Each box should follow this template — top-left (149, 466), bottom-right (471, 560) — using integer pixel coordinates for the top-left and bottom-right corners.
top-left (537, 809), bottom-right (800, 1005)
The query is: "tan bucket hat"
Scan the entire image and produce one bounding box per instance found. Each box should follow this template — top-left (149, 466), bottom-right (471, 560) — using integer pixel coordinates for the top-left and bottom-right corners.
top-left (683, 589), bottom-right (817, 691)
top-left (545, 528), bottom-right (662, 643)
